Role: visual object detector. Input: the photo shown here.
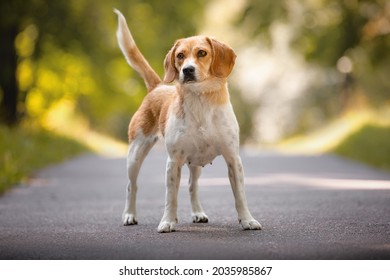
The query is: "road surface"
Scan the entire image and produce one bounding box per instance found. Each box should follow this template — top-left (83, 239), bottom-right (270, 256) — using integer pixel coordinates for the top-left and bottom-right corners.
top-left (0, 147), bottom-right (389, 259)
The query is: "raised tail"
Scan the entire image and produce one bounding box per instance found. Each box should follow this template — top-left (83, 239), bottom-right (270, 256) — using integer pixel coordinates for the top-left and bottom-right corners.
top-left (114, 9), bottom-right (161, 92)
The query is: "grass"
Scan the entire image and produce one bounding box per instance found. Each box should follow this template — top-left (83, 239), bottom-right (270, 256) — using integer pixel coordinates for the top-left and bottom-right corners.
top-left (277, 109), bottom-right (374, 154)
top-left (0, 99), bottom-right (127, 195)
top-left (277, 105), bottom-right (390, 172)
top-left (0, 123), bottom-right (89, 194)
top-left (333, 124), bottom-right (390, 171)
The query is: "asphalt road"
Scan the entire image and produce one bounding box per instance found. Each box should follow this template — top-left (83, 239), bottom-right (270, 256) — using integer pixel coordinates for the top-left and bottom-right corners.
top-left (0, 147), bottom-right (389, 260)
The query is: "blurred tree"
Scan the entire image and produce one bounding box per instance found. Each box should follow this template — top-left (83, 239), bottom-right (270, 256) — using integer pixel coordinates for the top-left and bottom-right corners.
top-left (0, 0), bottom-right (98, 125)
top-left (237, 0), bottom-right (390, 106)
top-left (0, 0), bottom-right (206, 140)
top-left (0, 1), bottom-right (35, 125)
top-left (0, 17), bottom-right (18, 125)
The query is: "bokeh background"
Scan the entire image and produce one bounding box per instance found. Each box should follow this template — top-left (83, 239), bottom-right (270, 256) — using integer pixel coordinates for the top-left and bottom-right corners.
top-left (1, 0), bottom-right (389, 192)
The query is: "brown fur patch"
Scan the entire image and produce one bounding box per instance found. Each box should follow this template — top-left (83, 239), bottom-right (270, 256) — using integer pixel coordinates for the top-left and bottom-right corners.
top-left (128, 36), bottom-right (235, 141)
top-left (128, 86), bottom-right (176, 141)
top-left (203, 87), bottom-right (229, 105)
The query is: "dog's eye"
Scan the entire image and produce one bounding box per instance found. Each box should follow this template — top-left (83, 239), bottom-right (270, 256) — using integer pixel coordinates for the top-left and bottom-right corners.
top-left (197, 50), bottom-right (207, 58)
top-left (177, 53), bottom-right (185, 60)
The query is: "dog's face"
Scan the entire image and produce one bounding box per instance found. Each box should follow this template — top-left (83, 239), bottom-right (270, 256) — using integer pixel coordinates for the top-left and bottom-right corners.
top-left (164, 36), bottom-right (236, 84)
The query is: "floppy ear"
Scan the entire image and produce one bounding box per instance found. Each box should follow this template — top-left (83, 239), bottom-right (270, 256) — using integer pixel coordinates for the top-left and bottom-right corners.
top-left (207, 37), bottom-right (236, 78)
top-left (163, 43), bottom-right (179, 83)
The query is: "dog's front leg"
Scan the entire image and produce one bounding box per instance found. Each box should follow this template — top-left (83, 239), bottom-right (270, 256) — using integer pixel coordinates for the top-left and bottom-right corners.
top-left (224, 154), bottom-right (262, 230)
top-left (189, 165), bottom-right (209, 223)
top-left (158, 159), bottom-right (181, 233)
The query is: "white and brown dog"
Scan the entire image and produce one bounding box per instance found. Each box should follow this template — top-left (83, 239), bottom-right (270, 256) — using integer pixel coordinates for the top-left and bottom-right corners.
top-left (114, 9), bottom-right (261, 233)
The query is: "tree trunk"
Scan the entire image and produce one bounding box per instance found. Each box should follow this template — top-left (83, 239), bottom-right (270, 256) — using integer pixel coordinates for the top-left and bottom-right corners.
top-left (0, 25), bottom-right (19, 125)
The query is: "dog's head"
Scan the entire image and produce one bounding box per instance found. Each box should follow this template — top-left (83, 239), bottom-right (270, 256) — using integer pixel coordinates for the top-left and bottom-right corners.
top-left (163, 36), bottom-right (236, 84)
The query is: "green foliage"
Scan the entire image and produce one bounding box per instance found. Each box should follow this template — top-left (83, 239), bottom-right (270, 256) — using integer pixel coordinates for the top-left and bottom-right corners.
top-left (0, 123), bottom-right (88, 194)
top-left (333, 124), bottom-right (390, 171)
top-left (237, 0), bottom-right (390, 104)
top-left (1, 0), bottom-right (206, 140)
top-left (236, 0), bottom-right (287, 45)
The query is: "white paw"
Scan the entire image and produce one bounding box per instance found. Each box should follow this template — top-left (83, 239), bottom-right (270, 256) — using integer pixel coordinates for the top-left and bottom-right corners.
top-left (192, 212), bottom-right (209, 223)
top-left (122, 213), bottom-right (138, 226)
top-left (157, 221), bottom-right (176, 233)
top-left (240, 219), bottom-right (262, 230)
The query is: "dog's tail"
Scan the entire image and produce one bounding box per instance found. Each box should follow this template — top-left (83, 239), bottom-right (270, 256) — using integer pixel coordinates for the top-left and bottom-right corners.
top-left (114, 9), bottom-right (161, 92)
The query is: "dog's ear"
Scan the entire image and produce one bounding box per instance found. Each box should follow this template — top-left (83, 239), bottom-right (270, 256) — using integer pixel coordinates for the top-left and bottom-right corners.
top-left (207, 37), bottom-right (236, 78)
top-left (163, 42), bottom-right (179, 83)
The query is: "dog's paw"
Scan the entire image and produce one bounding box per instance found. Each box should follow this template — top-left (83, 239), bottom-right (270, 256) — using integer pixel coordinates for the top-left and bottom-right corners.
top-left (240, 219), bottom-right (262, 230)
top-left (157, 221), bottom-right (176, 233)
top-left (192, 212), bottom-right (209, 223)
top-left (122, 213), bottom-right (138, 226)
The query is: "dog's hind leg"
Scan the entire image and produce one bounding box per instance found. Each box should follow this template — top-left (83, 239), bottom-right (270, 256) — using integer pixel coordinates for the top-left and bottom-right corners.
top-left (122, 134), bottom-right (158, 226)
top-left (188, 165), bottom-right (209, 223)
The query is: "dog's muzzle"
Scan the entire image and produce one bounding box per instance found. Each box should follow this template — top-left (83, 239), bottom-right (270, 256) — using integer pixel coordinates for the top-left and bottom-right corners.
top-left (182, 66), bottom-right (196, 83)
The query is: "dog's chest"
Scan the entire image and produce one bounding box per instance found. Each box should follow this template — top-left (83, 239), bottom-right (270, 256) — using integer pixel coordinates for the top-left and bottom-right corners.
top-left (180, 118), bottom-right (220, 166)
top-left (166, 96), bottom-right (238, 166)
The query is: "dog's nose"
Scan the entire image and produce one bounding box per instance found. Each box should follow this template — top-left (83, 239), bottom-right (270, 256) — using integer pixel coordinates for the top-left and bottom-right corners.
top-left (183, 66), bottom-right (195, 76)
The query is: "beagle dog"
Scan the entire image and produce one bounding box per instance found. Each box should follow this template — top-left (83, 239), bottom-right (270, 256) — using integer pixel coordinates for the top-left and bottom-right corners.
top-left (114, 9), bottom-right (261, 233)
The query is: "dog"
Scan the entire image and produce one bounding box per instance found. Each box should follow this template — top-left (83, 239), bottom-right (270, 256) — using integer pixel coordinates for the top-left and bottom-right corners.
top-left (114, 9), bottom-right (261, 233)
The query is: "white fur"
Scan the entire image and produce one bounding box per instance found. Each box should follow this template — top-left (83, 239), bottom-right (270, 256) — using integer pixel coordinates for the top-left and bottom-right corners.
top-left (156, 85), bottom-right (261, 232)
top-left (116, 9), bottom-right (261, 233)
